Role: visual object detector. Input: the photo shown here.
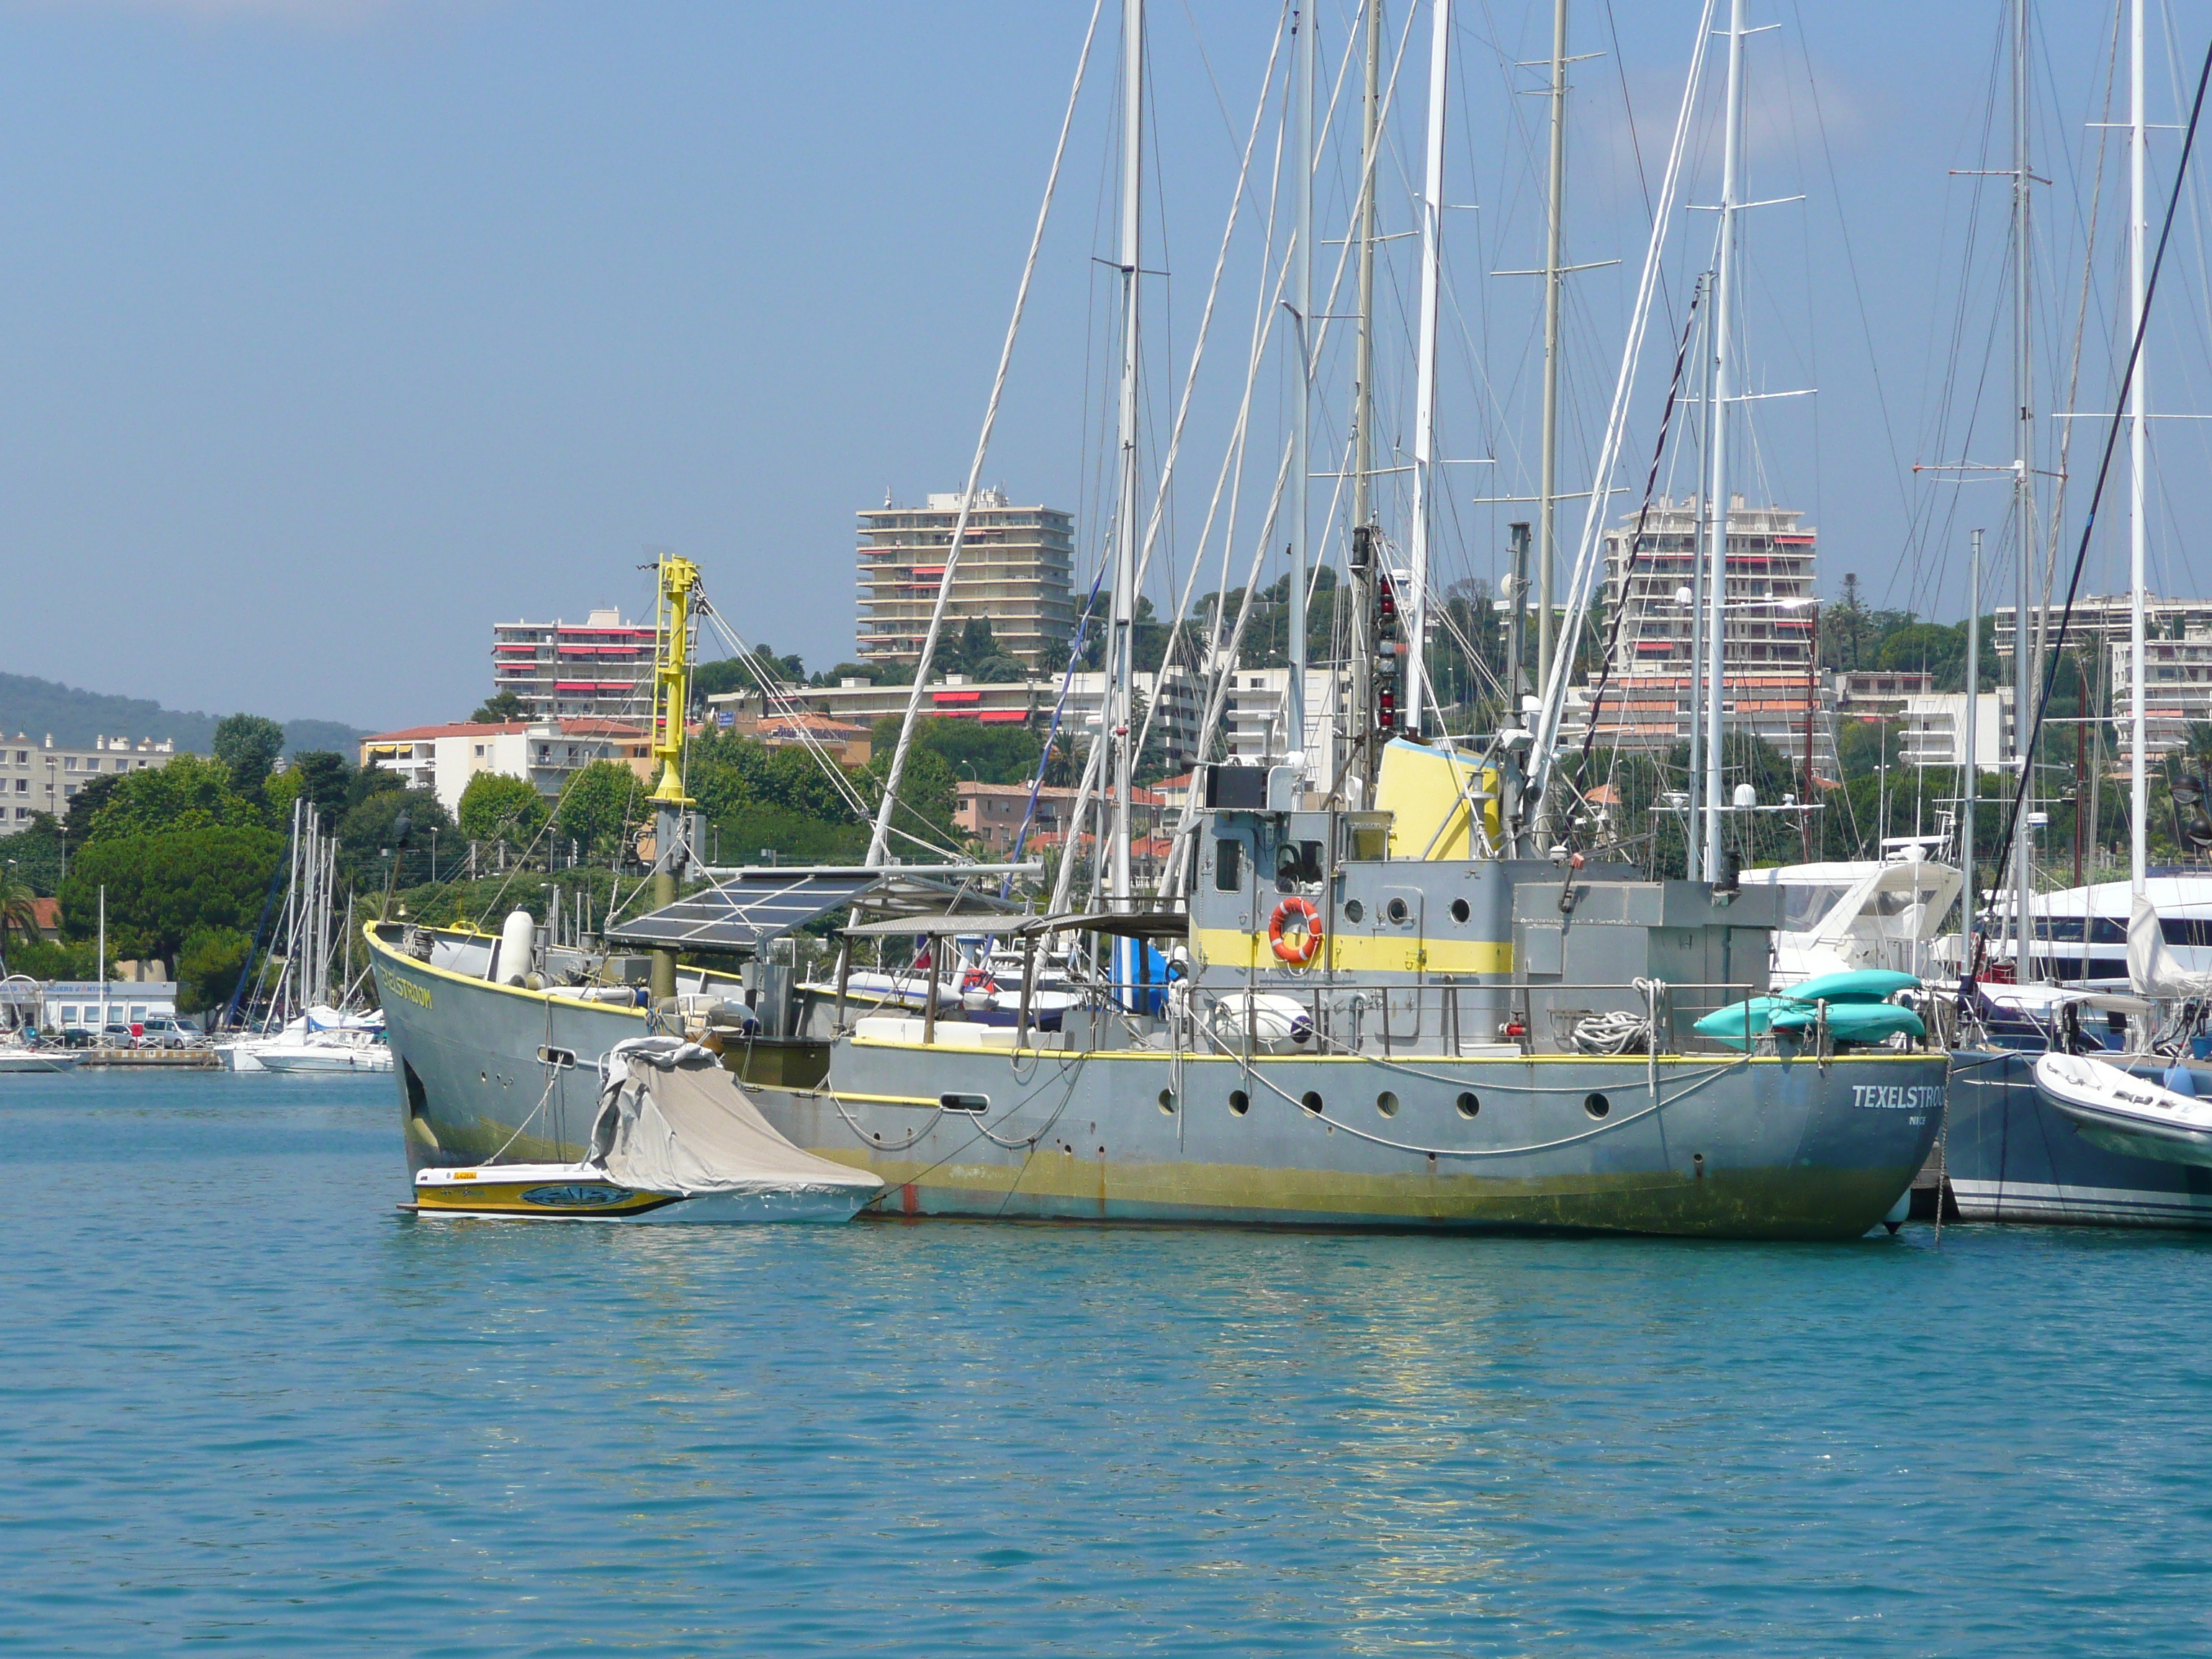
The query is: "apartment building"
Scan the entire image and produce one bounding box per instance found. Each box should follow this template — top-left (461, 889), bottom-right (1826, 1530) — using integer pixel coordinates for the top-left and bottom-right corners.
top-left (0, 734), bottom-right (175, 829)
top-left (1575, 496), bottom-right (1835, 774)
top-left (855, 489), bottom-right (1076, 671)
top-left (490, 608), bottom-right (659, 723)
top-left (1995, 593), bottom-right (2212, 765)
top-left (359, 718), bottom-right (655, 816)
top-left (709, 666), bottom-right (1205, 773)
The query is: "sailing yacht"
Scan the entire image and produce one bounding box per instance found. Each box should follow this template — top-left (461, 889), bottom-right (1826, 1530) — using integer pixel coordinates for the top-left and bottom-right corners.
top-left (1936, 0), bottom-right (2212, 1227)
top-left (368, 0), bottom-right (1946, 1239)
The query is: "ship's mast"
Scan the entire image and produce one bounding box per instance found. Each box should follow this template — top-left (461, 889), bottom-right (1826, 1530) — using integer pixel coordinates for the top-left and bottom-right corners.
top-left (2128, 0), bottom-right (2149, 897)
top-left (1701, 0), bottom-right (1748, 883)
top-left (1406, 0), bottom-right (1449, 740)
top-left (1107, 0), bottom-right (1143, 906)
top-left (1537, 0), bottom-right (1569, 703)
top-left (1964, 528), bottom-right (1982, 909)
top-left (1287, 0), bottom-right (1316, 774)
top-left (1349, 0), bottom-right (1382, 791)
top-left (2010, 0), bottom-right (2036, 979)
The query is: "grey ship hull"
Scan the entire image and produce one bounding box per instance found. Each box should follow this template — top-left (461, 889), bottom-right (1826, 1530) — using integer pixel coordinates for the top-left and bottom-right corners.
top-left (1945, 1049), bottom-right (2212, 1228)
top-left (371, 932), bottom-right (1946, 1240)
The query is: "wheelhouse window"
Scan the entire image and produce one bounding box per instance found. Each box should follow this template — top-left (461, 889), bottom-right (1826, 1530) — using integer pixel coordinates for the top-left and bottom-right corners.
top-left (1214, 837), bottom-right (1244, 893)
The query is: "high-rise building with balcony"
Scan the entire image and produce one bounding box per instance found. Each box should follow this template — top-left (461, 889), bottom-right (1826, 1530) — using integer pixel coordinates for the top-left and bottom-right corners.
top-left (490, 608), bottom-right (658, 723)
top-left (1573, 495), bottom-right (1834, 773)
top-left (855, 489), bottom-right (1076, 671)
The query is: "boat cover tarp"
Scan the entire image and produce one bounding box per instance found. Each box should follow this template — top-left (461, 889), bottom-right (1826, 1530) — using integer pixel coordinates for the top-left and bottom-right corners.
top-left (2128, 894), bottom-right (2212, 1000)
top-left (588, 1039), bottom-right (882, 1201)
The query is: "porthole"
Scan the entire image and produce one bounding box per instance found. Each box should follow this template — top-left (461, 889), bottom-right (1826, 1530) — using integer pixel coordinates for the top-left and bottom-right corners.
top-left (1449, 897), bottom-right (1470, 924)
top-left (1376, 1090), bottom-right (1398, 1118)
top-left (1344, 898), bottom-right (1365, 923)
top-left (1300, 1089), bottom-right (1325, 1115)
top-left (1228, 1089), bottom-right (1250, 1116)
top-left (1158, 1087), bottom-right (1177, 1115)
top-left (1456, 1092), bottom-right (1480, 1118)
top-left (940, 1092), bottom-right (989, 1114)
top-left (1385, 896), bottom-right (1411, 925)
top-left (1584, 1092), bottom-right (1611, 1120)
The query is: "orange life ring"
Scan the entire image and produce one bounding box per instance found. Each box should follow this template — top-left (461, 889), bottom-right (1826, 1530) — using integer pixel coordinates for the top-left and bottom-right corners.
top-left (1268, 896), bottom-right (1323, 966)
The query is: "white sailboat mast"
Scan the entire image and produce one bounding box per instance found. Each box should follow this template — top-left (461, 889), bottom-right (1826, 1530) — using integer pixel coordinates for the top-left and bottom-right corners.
top-left (2129, 0), bottom-right (2149, 897)
top-left (1287, 0), bottom-right (1315, 770)
top-left (1108, 0), bottom-right (1143, 906)
top-left (2011, 0), bottom-right (2036, 979)
top-left (1407, 0), bottom-right (1449, 736)
top-left (1537, 0), bottom-right (1568, 699)
top-left (1701, 0), bottom-right (1748, 883)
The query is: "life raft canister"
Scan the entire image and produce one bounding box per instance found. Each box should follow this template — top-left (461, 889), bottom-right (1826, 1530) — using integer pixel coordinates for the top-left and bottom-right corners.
top-left (1268, 896), bottom-right (1323, 966)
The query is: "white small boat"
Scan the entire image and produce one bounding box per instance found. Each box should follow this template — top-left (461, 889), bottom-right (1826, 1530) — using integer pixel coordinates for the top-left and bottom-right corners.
top-left (0, 1047), bottom-right (82, 1073)
top-left (2033, 1051), bottom-right (2212, 1168)
top-left (407, 1040), bottom-right (881, 1223)
top-left (255, 1036), bottom-right (394, 1074)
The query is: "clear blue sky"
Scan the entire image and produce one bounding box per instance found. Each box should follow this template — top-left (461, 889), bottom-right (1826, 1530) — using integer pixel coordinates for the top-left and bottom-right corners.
top-left (0, 0), bottom-right (2198, 729)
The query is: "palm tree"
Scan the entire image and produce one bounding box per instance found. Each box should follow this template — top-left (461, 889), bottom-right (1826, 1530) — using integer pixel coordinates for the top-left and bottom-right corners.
top-left (0, 876), bottom-right (40, 946)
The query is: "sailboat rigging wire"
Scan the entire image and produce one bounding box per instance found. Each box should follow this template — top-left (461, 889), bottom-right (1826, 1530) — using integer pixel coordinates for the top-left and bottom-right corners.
top-left (1524, 0), bottom-right (1719, 819)
top-left (866, 0), bottom-right (1106, 868)
top-left (1570, 279), bottom-right (1707, 781)
top-left (1978, 17), bottom-right (2212, 969)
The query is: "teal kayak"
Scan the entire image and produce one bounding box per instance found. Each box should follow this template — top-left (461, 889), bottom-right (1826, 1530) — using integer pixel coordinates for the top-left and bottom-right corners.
top-left (1783, 968), bottom-right (1920, 1004)
top-left (1768, 1002), bottom-right (1926, 1043)
top-left (1691, 997), bottom-right (1806, 1048)
top-left (1693, 970), bottom-right (1926, 1050)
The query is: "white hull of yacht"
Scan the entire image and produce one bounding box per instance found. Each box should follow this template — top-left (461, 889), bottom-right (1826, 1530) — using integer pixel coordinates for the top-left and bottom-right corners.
top-left (2033, 1052), bottom-right (2212, 1168)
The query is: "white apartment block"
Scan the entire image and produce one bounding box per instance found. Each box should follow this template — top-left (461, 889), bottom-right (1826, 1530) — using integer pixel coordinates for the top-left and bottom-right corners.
top-left (359, 719), bottom-right (655, 817)
top-left (0, 734), bottom-right (176, 829)
top-left (856, 489), bottom-right (1076, 671)
top-left (1576, 496), bottom-right (1836, 775)
top-left (491, 608), bottom-right (658, 724)
top-left (1997, 593), bottom-right (2212, 765)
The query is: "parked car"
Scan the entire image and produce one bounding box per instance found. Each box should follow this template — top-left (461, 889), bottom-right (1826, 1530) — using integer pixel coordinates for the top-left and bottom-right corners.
top-left (99, 1022), bottom-right (136, 1048)
top-left (136, 1017), bottom-right (194, 1049)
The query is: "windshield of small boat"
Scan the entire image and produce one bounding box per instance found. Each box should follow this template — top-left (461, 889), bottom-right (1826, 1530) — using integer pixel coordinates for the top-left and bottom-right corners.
top-left (1779, 884), bottom-right (1857, 931)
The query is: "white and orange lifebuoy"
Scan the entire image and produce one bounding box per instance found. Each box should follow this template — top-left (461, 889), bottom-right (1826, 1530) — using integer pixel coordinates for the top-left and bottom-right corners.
top-left (1268, 896), bottom-right (1323, 967)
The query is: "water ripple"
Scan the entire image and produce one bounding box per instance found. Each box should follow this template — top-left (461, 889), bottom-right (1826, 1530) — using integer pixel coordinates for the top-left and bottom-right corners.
top-left (1, 1072), bottom-right (2208, 1654)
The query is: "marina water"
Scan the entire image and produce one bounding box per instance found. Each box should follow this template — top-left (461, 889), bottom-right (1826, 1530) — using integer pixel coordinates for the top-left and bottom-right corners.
top-left (4, 1071), bottom-right (2207, 1655)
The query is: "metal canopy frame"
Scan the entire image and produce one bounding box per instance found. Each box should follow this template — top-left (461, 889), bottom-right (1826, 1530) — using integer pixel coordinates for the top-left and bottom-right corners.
top-left (603, 862), bottom-right (1043, 957)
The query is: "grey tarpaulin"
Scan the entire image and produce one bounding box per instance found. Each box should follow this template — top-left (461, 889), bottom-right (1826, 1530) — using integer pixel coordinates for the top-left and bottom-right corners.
top-left (588, 1039), bottom-right (883, 1202)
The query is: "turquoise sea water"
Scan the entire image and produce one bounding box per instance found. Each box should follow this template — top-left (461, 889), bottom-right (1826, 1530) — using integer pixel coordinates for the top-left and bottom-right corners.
top-left (3, 1071), bottom-right (2208, 1656)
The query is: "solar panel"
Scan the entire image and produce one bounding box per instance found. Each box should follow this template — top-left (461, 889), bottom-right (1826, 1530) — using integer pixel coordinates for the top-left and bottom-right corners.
top-left (602, 871), bottom-right (882, 953)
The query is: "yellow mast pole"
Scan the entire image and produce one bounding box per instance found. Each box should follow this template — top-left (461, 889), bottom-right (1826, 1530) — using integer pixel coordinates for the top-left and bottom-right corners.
top-left (648, 553), bottom-right (699, 1005)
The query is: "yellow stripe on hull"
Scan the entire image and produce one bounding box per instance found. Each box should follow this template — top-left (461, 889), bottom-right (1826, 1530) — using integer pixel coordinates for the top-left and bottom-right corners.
top-left (1192, 926), bottom-right (1514, 976)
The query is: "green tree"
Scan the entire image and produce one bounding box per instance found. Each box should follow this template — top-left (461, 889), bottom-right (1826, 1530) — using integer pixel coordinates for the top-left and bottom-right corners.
top-left (552, 761), bottom-right (642, 863)
top-left (63, 773), bottom-right (122, 846)
top-left (1876, 622), bottom-right (1965, 683)
top-left (337, 785), bottom-right (452, 889)
top-left (470, 688), bottom-right (529, 723)
top-left (87, 754), bottom-right (257, 842)
top-left (958, 616), bottom-right (999, 673)
top-left (0, 872), bottom-right (40, 945)
top-left (212, 713), bottom-right (286, 801)
top-left (60, 827), bottom-right (285, 965)
top-left (175, 925), bottom-right (253, 1015)
top-left (347, 761), bottom-right (404, 812)
top-left (458, 771), bottom-right (549, 851)
top-left (287, 751), bottom-right (356, 824)
top-left (692, 646), bottom-right (806, 710)
top-left (0, 812), bottom-right (66, 895)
